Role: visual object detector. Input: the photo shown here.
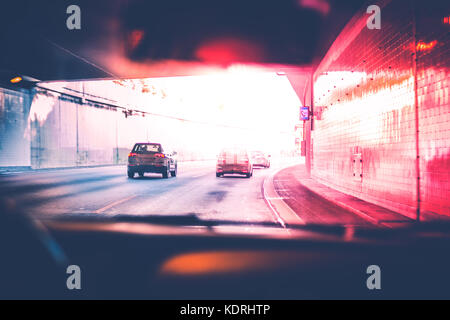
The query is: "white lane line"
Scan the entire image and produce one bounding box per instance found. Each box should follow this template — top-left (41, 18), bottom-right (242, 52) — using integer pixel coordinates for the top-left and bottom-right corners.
top-left (95, 195), bottom-right (137, 214)
top-left (263, 190), bottom-right (287, 228)
top-left (191, 174), bottom-right (208, 178)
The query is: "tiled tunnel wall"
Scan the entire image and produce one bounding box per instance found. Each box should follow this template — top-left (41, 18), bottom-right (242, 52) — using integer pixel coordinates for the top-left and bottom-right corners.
top-left (312, 0), bottom-right (449, 219)
top-left (416, 1), bottom-right (450, 218)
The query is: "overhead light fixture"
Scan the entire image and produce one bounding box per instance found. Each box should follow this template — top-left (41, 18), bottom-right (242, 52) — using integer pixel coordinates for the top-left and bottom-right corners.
top-left (416, 40), bottom-right (438, 52)
top-left (10, 76), bottom-right (22, 84)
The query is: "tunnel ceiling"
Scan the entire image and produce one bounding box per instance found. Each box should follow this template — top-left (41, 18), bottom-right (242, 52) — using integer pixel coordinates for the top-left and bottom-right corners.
top-left (0, 0), bottom-right (367, 81)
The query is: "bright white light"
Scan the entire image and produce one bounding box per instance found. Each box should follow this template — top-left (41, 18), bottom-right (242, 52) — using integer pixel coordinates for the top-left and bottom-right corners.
top-left (35, 68), bottom-right (302, 159)
top-left (142, 69), bottom-right (301, 155)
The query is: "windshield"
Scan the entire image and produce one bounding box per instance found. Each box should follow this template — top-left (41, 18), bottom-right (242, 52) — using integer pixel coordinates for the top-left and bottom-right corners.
top-left (133, 143), bottom-right (162, 153)
top-left (1, 0), bottom-right (450, 302)
top-left (220, 149), bottom-right (248, 157)
top-left (0, 1), bottom-right (448, 235)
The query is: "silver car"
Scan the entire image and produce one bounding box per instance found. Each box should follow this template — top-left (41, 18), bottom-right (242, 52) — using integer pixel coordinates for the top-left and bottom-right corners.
top-left (250, 151), bottom-right (271, 168)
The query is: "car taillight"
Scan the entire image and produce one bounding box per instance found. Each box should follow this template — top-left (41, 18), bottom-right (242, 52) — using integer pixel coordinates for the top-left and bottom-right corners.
top-left (128, 153), bottom-right (137, 157)
top-left (155, 153), bottom-right (165, 158)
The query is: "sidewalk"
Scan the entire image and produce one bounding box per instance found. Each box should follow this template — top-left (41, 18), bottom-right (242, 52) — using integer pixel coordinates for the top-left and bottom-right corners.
top-left (272, 164), bottom-right (414, 228)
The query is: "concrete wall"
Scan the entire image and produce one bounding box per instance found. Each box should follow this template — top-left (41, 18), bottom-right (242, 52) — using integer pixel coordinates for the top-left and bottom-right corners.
top-left (0, 87), bottom-right (32, 167)
top-left (1, 83), bottom-right (278, 169)
top-left (24, 88), bottom-right (229, 168)
top-left (311, 0), bottom-right (449, 219)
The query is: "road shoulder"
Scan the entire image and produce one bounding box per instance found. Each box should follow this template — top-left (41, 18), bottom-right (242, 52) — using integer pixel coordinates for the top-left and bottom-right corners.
top-left (271, 164), bottom-right (414, 228)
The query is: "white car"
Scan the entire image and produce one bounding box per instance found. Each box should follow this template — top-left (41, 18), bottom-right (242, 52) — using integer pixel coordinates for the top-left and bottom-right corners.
top-left (216, 148), bottom-right (253, 178)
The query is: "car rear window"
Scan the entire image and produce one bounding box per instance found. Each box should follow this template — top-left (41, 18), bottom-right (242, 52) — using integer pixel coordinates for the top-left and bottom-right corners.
top-left (220, 149), bottom-right (248, 157)
top-left (251, 151), bottom-right (263, 157)
top-left (133, 143), bottom-right (162, 153)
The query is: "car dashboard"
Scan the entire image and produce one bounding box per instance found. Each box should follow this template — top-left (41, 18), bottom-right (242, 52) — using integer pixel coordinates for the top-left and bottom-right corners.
top-left (13, 218), bottom-right (448, 299)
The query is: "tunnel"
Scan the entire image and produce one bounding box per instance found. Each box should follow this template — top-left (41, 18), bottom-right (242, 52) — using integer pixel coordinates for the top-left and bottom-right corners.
top-left (0, 2), bottom-right (448, 224)
top-left (1, 0), bottom-right (450, 300)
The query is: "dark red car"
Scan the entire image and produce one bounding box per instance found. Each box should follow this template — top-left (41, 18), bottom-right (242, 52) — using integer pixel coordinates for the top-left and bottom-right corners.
top-left (127, 143), bottom-right (177, 179)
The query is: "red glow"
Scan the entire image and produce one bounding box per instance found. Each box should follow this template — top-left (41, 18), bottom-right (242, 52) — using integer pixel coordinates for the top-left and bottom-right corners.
top-left (403, 40), bottom-right (439, 52)
top-left (128, 30), bottom-right (144, 51)
top-left (155, 153), bottom-right (165, 158)
top-left (298, 0), bottom-right (330, 16)
top-left (128, 153), bottom-right (137, 157)
top-left (416, 40), bottom-right (438, 52)
top-left (159, 250), bottom-right (313, 275)
top-left (443, 16), bottom-right (450, 25)
top-left (195, 38), bottom-right (264, 65)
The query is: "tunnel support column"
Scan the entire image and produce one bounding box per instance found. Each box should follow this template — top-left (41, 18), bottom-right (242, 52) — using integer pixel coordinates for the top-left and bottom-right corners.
top-left (305, 69), bottom-right (314, 176)
top-left (412, 1), bottom-right (420, 222)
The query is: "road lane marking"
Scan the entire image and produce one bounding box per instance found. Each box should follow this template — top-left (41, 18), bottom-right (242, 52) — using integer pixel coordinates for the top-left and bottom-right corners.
top-left (191, 174), bottom-right (208, 178)
top-left (95, 195), bottom-right (137, 214)
top-left (262, 192), bottom-right (287, 228)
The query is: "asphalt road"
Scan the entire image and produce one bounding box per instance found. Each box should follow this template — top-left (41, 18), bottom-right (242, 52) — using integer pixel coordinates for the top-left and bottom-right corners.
top-left (0, 159), bottom-right (377, 228)
top-left (0, 160), bottom-right (285, 223)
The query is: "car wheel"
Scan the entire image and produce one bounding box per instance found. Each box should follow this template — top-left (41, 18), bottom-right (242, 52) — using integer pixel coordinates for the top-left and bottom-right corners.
top-left (171, 165), bottom-right (177, 177)
top-left (216, 172), bottom-right (221, 177)
top-left (246, 172), bottom-right (251, 178)
top-left (127, 171), bottom-right (135, 179)
top-left (138, 172), bottom-right (144, 178)
top-left (162, 166), bottom-right (169, 179)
